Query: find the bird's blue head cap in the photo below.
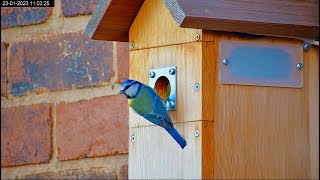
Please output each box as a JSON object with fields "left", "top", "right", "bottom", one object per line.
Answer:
{"left": 120, "top": 79, "right": 142, "bottom": 99}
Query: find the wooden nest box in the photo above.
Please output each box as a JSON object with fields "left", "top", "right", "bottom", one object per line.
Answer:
{"left": 86, "top": 0, "right": 319, "bottom": 179}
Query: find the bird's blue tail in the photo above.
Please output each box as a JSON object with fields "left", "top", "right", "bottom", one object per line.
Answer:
{"left": 166, "top": 127, "right": 187, "bottom": 149}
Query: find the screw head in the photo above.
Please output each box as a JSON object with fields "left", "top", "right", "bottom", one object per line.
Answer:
{"left": 195, "top": 83, "right": 200, "bottom": 91}
{"left": 169, "top": 68, "right": 176, "bottom": 75}
{"left": 130, "top": 42, "right": 135, "bottom": 49}
{"left": 296, "top": 63, "right": 303, "bottom": 70}
{"left": 149, "top": 71, "right": 155, "bottom": 78}
{"left": 303, "top": 42, "right": 311, "bottom": 51}
{"left": 196, "top": 34, "right": 200, "bottom": 41}
{"left": 165, "top": 99, "right": 175, "bottom": 108}
{"left": 131, "top": 135, "right": 136, "bottom": 142}
{"left": 222, "top": 58, "right": 229, "bottom": 65}
{"left": 194, "top": 130, "right": 200, "bottom": 137}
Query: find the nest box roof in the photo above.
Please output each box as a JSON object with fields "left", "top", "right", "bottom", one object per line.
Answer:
{"left": 85, "top": 0, "right": 319, "bottom": 42}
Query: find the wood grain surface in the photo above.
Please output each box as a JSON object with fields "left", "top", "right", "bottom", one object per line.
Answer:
{"left": 129, "top": 121, "right": 214, "bottom": 179}
{"left": 210, "top": 32, "right": 318, "bottom": 179}
{"left": 129, "top": 0, "right": 201, "bottom": 49}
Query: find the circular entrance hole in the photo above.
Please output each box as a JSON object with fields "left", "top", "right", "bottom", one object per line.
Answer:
{"left": 154, "top": 76, "right": 171, "bottom": 100}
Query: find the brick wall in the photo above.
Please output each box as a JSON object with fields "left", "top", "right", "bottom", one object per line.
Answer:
{"left": 1, "top": 1, "right": 129, "bottom": 179}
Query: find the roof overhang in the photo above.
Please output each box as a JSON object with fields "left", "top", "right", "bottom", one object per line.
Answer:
{"left": 85, "top": 0, "right": 319, "bottom": 42}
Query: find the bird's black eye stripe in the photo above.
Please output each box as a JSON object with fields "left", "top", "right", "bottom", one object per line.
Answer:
{"left": 122, "top": 86, "right": 129, "bottom": 92}
{"left": 122, "top": 82, "right": 142, "bottom": 99}
{"left": 124, "top": 82, "right": 140, "bottom": 92}
{"left": 122, "top": 83, "right": 132, "bottom": 93}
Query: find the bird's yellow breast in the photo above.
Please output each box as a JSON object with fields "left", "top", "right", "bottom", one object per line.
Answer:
{"left": 128, "top": 98, "right": 133, "bottom": 106}
{"left": 126, "top": 86, "right": 154, "bottom": 115}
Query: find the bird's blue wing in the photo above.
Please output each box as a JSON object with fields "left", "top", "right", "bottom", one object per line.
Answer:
{"left": 142, "top": 87, "right": 173, "bottom": 129}
{"left": 143, "top": 112, "right": 171, "bottom": 129}
{"left": 131, "top": 84, "right": 174, "bottom": 129}
{"left": 152, "top": 95, "right": 173, "bottom": 127}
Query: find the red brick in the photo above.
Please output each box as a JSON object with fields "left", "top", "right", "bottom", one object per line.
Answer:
{"left": 56, "top": 95, "right": 128, "bottom": 160}
{"left": 1, "top": 104, "right": 52, "bottom": 167}
{"left": 119, "top": 164, "right": 128, "bottom": 180}
{"left": 61, "top": 0, "right": 98, "bottom": 17}
{"left": 20, "top": 168, "right": 117, "bottom": 179}
{"left": 1, "top": 42, "right": 7, "bottom": 97}
{"left": 117, "top": 42, "right": 129, "bottom": 83}
{"left": 1, "top": 7, "right": 51, "bottom": 29}
{"left": 9, "top": 32, "right": 113, "bottom": 96}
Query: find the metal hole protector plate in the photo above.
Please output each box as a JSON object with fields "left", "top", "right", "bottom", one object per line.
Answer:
{"left": 149, "top": 66, "right": 177, "bottom": 111}
{"left": 219, "top": 41, "right": 303, "bottom": 88}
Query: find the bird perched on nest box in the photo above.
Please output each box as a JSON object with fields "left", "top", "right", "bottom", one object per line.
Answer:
{"left": 120, "top": 79, "right": 187, "bottom": 149}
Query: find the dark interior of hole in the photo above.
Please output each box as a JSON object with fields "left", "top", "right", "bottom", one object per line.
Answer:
{"left": 154, "top": 76, "right": 171, "bottom": 100}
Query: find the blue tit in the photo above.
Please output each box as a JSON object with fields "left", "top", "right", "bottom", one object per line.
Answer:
{"left": 120, "top": 79, "right": 187, "bottom": 149}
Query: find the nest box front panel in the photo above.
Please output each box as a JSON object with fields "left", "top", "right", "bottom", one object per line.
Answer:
{"left": 128, "top": 42, "right": 204, "bottom": 128}
{"left": 129, "top": 121, "right": 201, "bottom": 179}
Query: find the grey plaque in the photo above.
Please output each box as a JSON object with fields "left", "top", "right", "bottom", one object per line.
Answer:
{"left": 219, "top": 41, "right": 303, "bottom": 88}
